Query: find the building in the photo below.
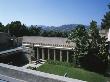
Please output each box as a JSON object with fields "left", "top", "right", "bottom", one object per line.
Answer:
{"left": 22, "top": 36, "right": 75, "bottom": 63}
{"left": 22, "top": 29, "right": 110, "bottom": 63}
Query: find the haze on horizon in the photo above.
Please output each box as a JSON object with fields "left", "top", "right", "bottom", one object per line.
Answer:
{"left": 0, "top": 0, "right": 109, "bottom": 26}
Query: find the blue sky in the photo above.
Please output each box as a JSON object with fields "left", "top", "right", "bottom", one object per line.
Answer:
{"left": 0, "top": 0, "right": 109, "bottom": 26}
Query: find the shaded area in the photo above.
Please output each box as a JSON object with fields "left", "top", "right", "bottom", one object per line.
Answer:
{"left": 0, "top": 52, "right": 29, "bottom": 67}
{"left": 80, "top": 49, "right": 108, "bottom": 74}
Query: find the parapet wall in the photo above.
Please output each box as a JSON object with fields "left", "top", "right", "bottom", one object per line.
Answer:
{"left": 0, "top": 63, "right": 86, "bottom": 82}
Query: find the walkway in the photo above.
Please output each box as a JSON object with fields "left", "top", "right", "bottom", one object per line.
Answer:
{"left": 0, "top": 74, "right": 26, "bottom": 82}
{"left": 22, "top": 60, "right": 46, "bottom": 68}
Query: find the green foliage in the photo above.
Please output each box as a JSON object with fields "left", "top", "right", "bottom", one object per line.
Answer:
{"left": 27, "top": 66, "right": 37, "bottom": 70}
{"left": 1, "top": 21, "right": 42, "bottom": 37}
{"left": 68, "top": 21, "right": 109, "bottom": 73}
{"left": 101, "top": 3, "right": 110, "bottom": 29}
{"left": 37, "top": 63, "right": 109, "bottom": 82}
{"left": 0, "top": 22, "right": 4, "bottom": 32}
{"left": 0, "top": 21, "right": 68, "bottom": 37}
{"left": 28, "top": 25, "right": 42, "bottom": 36}
{"left": 89, "top": 20, "right": 101, "bottom": 48}
{"left": 98, "top": 36, "right": 109, "bottom": 63}
{"left": 68, "top": 25, "right": 89, "bottom": 65}
{"left": 47, "top": 60, "right": 73, "bottom": 67}
{"left": 42, "top": 30, "right": 68, "bottom": 37}
{"left": 89, "top": 20, "right": 109, "bottom": 65}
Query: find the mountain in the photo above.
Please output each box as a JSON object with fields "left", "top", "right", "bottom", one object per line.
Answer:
{"left": 41, "top": 24, "right": 89, "bottom": 32}
{"left": 38, "top": 24, "right": 101, "bottom": 32}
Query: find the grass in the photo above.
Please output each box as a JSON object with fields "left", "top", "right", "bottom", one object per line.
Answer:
{"left": 36, "top": 62, "right": 110, "bottom": 82}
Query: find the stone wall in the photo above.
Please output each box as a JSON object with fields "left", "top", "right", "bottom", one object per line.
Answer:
{"left": 0, "top": 63, "right": 86, "bottom": 82}
{"left": 0, "top": 32, "right": 11, "bottom": 50}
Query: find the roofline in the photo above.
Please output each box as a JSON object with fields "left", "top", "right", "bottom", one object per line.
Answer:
{"left": 23, "top": 36, "right": 68, "bottom": 39}
{"left": 22, "top": 43, "right": 74, "bottom": 50}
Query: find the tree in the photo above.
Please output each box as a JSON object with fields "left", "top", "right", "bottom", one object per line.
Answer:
{"left": 101, "top": 4, "right": 110, "bottom": 29}
{"left": 5, "top": 21, "right": 23, "bottom": 37}
{"left": 29, "top": 25, "right": 42, "bottom": 36}
{"left": 68, "top": 22, "right": 109, "bottom": 73}
{"left": 98, "top": 36, "right": 109, "bottom": 63}
{"left": 68, "top": 25, "right": 89, "bottom": 66}
{"left": 5, "top": 21, "right": 31, "bottom": 37}
{"left": 89, "top": 20, "right": 101, "bottom": 49}
{"left": 0, "top": 22, "right": 4, "bottom": 32}
{"left": 87, "top": 21, "right": 109, "bottom": 73}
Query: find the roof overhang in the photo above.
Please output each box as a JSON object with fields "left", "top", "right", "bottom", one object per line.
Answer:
{"left": 34, "top": 44, "right": 74, "bottom": 50}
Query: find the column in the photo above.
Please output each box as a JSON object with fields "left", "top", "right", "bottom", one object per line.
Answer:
{"left": 54, "top": 49, "right": 56, "bottom": 61}
{"left": 48, "top": 48, "right": 50, "bottom": 60}
{"left": 37, "top": 47, "right": 39, "bottom": 59}
{"left": 42, "top": 48, "right": 44, "bottom": 60}
{"left": 67, "top": 50, "right": 69, "bottom": 62}
{"left": 60, "top": 50, "right": 62, "bottom": 62}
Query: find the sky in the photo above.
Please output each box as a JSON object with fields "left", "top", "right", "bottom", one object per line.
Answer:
{"left": 0, "top": 0, "right": 109, "bottom": 26}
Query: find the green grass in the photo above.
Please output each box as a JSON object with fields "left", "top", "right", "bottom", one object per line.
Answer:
{"left": 36, "top": 63, "right": 109, "bottom": 82}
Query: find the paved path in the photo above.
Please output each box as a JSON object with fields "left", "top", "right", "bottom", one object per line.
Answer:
{"left": 22, "top": 60, "right": 45, "bottom": 68}
{"left": 0, "top": 74, "right": 26, "bottom": 82}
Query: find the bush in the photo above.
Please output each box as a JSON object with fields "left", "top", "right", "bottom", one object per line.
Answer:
{"left": 27, "top": 66, "right": 37, "bottom": 70}
{"left": 47, "top": 60, "right": 73, "bottom": 67}
{"left": 79, "top": 54, "right": 108, "bottom": 74}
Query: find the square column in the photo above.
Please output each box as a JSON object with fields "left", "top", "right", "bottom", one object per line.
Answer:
{"left": 67, "top": 50, "right": 69, "bottom": 62}
{"left": 37, "top": 47, "right": 39, "bottom": 59}
{"left": 48, "top": 48, "right": 50, "bottom": 60}
{"left": 42, "top": 48, "right": 44, "bottom": 60}
{"left": 60, "top": 50, "right": 62, "bottom": 62}
{"left": 54, "top": 49, "right": 56, "bottom": 61}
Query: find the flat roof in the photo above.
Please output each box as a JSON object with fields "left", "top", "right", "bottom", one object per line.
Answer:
{"left": 22, "top": 36, "right": 75, "bottom": 49}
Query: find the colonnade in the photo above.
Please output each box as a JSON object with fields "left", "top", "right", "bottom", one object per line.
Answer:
{"left": 36, "top": 47, "right": 69, "bottom": 62}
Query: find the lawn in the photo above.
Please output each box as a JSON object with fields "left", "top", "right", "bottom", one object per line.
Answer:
{"left": 36, "top": 62, "right": 110, "bottom": 82}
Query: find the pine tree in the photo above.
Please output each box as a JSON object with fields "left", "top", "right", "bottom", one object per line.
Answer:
{"left": 101, "top": 4, "right": 110, "bottom": 29}
{"left": 89, "top": 20, "right": 101, "bottom": 49}
{"left": 68, "top": 25, "right": 89, "bottom": 66}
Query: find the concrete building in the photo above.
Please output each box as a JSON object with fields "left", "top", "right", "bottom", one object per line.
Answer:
{"left": 22, "top": 36, "right": 75, "bottom": 63}
{"left": 22, "top": 30, "right": 110, "bottom": 63}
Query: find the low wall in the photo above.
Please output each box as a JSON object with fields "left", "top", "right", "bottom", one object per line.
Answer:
{"left": 0, "top": 63, "right": 86, "bottom": 82}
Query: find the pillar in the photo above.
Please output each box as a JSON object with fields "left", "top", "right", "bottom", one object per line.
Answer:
{"left": 42, "top": 48, "right": 44, "bottom": 60}
{"left": 37, "top": 47, "right": 39, "bottom": 59}
{"left": 48, "top": 48, "right": 50, "bottom": 60}
{"left": 54, "top": 49, "right": 56, "bottom": 61}
{"left": 60, "top": 50, "right": 62, "bottom": 62}
{"left": 67, "top": 50, "right": 69, "bottom": 62}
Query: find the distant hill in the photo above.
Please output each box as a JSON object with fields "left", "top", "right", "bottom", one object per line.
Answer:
{"left": 38, "top": 24, "right": 101, "bottom": 32}
{"left": 40, "top": 24, "right": 89, "bottom": 32}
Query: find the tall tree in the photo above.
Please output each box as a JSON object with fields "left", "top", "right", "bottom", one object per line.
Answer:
{"left": 68, "top": 25, "right": 89, "bottom": 66}
{"left": 5, "top": 21, "right": 23, "bottom": 37}
{"left": 5, "top": 21, "right": 30, "bottom": 37}
{"left": 89, "top": 20, "right": 101, "bottom": 49}
{"left": 29, "top": 25, "right": 42, "bottom": 36}
{"left": 98, "top": 36, "right": 109, "bottom": 63}
{"left": 101, "top": 4, "right": 110, "bottom": 29}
